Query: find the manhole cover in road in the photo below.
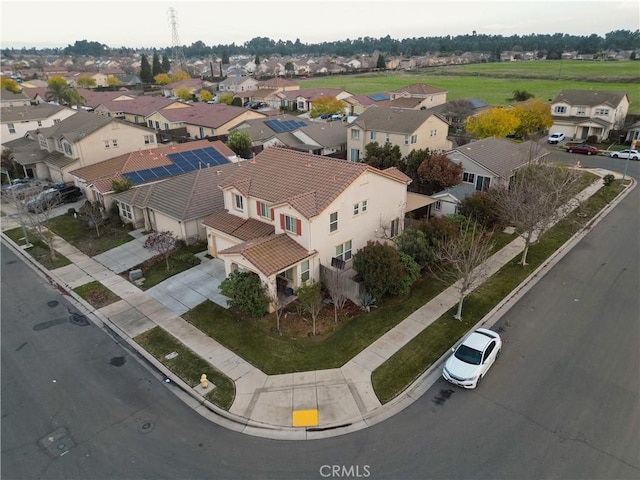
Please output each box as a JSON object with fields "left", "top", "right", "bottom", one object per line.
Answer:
{"left": 69, "top": 312, "right": 90, "bottom": 326}
{"left": 47, "top": 300, "right": 59, "bottom": 308}
{"left": 109, "top": 356, "right": 126, "bottom": 367}
{"left": 138, "top": 421, "right": 155, "bottom": 434}
{"left": 39, "top": 427, "right": 76, "bottom": 458}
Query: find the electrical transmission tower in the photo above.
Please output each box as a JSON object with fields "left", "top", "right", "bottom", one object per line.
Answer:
{"left": 168, "top": 7, "right": 187, "bottom": 73}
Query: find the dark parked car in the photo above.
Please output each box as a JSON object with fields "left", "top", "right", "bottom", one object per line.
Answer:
{"left": 566, "top": 144, "right": 599, "bottom": 155}
{"left": 26, "top": 185, "right": 82, "bottom": 212}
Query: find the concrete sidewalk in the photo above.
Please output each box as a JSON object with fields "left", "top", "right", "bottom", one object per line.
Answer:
{"left": 1, "top": 168, "right": 632, "bottom": 440}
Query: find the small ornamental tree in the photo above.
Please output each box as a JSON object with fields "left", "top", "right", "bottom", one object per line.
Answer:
{"left": 217, "top": 93, "right": 234, "bottom": 105}
{"left": 76, "top": 76, "right": 96, "bottom": 88}
{"left": 353, "top": 241, "right": 419, "bottom": 299}
{"left": 511, "top": 99, "right": 553, "bottom": 140}
{"left": 175, "top": 86, "right": 192, "bottom": 101}
{"left": 143, "top": 230, "right": 178, "bottom": 271}
{"left": 323, "top": 267, "right": 349, "bottom": 324}
{"left": 78, "top": 200, "right": 106, "bottom": 237}
{"left": 465, "top": 107, "right": 520, "bottom": 139}
{"left": 200, "top": 90, "right": 213, "bottom": 102}
{"left": 154, "top": 73, "right": 172, "bottom": 85}
{"left": 395, "top": 228, "right": 434, "bottom": 270}
{"left": 458, "top": 190, "right": 504, "bottom": 231}
{"left": 1, "top": 78, "right": 21, "bottom": 93}
{"left": 416, "top": 152, "right": 464, "bottom": 195}
{"left": 309, "top": 96, "right": 346, "bottom": 118}
{"left": 226, "top": 130, "right": 253, "bottom": 159}
{"left": 106, "top": 75, "right": 120, "bottom": 88}
{"left": 219, "top": 270, "right": 269, "bottom": 319}
{"left": 111, "top": 178, "right": 133, "bottom": 193}
{"left": 295, "top": 281, "right": 323, "bottom": 336}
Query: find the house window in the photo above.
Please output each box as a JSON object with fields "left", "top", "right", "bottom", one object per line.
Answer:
{"left": 353, "top": 200, "right": 368, "bottom": 215}
{"left": 404, "top": 135, "right": 409, "bottom": 145}
{"left": 283, "top": 267, "right": 294, "bottom": 281}
{"left": 435, "top": 201, "right": 442, "bottom": 211}
{"left": 430, "top": 129, "right": 437, "bottom": 137}
{"left": 300, "top": 260, "right": 310, "bottom": 282}
{"left": 257, "top": 201, "right": 270, "bottom": 219}
{"left": 463, "top": 172, "right": 475, "bottom": 184}
{"left": 234, "top": 194, "right": 244, "bottom": 211}
{"left": 148, "top": 120, "right": 153, "bottom": 128}
{"left": 475, "top": 176, "right": 491, "bottom": 191}
{"left": 577, "top": 106, "right": 587, "bottom": 116}
{"left": 335, "top": 240, "right": 352, "bottom": 261}
{"left": 390, "top": 218, "right": 400, "bottom": 237}
{"left": 8, "top": 123, "right": 15, "bottom": 133}
{"left": 37, "top": 120, "right": 42, "bottom": 127}
{"left": 329, "top": 211, "right": 338, "bottom": 232}
{"left": 297, "top": 101, "right": 305, "bottom": 110}
{"left": 554, "top": 106, "right": 567, "bottom": 114}
{"left": 104, "top": 140, "right": 110, "bottom": 148}
{"left": 595, "top": 108, "right": 610, "bottom": 116}
{"left": 350, "top": 148, "right": 360, "bottom": 162}
{"left": 351, "top": 129, "right": 360, "bottom": 140}
{"left": 370, "top": 131, "right": 377, "bottom": 141}
{"left": 411, "top": 134, "right": 417, "bottom": 144}
{"left": 111, "top": 139, "right": 118, "bottom": 148}
{"left": 119, "top": 202, "right": 132, "bottom": 220}
{"left": 164, "top": 123, "right": 169, "bottom": 130}
{"left": 144, "top": 134, "right": 154, "bottom": 144}
{"left": 282, "top": 214, "right": 301, "bottom": 235}
{"left": 53, "top": 118, "right": 60, "bottom": 124}
{"left": 199, "top": 127, "right": 205, "bottom": 138}
{"left": 385, "top": 133, "right": 390, "bottom": 143}
{"left": 63, "top": 143, "right": 72, "bottom": 156}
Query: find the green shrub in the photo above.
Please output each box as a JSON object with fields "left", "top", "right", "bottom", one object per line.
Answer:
{"left": 603, "top": 173, "right": 615, "bottom": 187}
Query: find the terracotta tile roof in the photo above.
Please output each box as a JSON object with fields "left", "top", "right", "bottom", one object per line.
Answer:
{"left": 156, "top": 103, "right": 264, "bottom": 128}
{"left": 219, "top": 233, "right": 314, "bottom": 276}
{"left": 69, "top": 139, "right": 233, "bottom": 193}
{"left": 218, "top": 146, "right": 410, "bottom": 219}
{"left": 202, "top": 209, "right": 275, "bottom": 240}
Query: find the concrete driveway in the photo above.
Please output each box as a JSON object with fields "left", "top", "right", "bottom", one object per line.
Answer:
{"left": 92, "top": 231, "right": 157, "bottom": 274}
{"left": 144, "top": 257, "right": 230, "bottom": 315}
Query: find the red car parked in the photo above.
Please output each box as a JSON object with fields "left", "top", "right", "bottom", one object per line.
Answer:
{"left": 566, "top": 144, "right": 599, "bottom": 155}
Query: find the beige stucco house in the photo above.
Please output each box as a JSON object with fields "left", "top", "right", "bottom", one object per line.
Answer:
{"left": 1, "top": 103, "right": 76, "bottom": 144}
{"left": 346, "top": 107, "right": 452, "bottom": 161}
{"left": 549, "top": 89, "right": 630, "bottom": 142}
{"left": 201, "top": 146, "right": 412, "bottom": 303}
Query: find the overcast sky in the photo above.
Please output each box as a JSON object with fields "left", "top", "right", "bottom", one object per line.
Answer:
{"left": 1, "top": 0, "right": 639, "bottom": 50}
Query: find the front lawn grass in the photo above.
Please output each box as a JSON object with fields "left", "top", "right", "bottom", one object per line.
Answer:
{"left": 47, "top": 214, "right": 134, "bottom": 256}
{"left": 371, "top": 180, "right": 625, "bottom": 403}
{"left": 138, "top": 242, "right": 206, "bottom": 289}
{"left": 135, "top": 326, "right": 235, "bottom": 410}
{"left": 3, "top": 226, "right": 71, "bottom": 269}
{"left": 73, "top": 281, "right": 120, "bottom": 309}
{"left": 183, "top": 275, "right": 449, "bottom": 375}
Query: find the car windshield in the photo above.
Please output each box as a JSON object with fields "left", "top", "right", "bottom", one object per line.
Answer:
{"left": 454, "top": 344, "right": 482, "bottom": 365}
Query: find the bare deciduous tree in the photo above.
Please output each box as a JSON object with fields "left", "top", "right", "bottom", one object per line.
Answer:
{"left": 323, "top": 267, "right": 348, "bottom": 324}
{"left": 489, "top": 163, "right": 583, "bottom": 266}
{"left": 22, "top": 190, "right": 62, "bottom": 261}
{"left": 296, "top": 281, "right": 323, "bottom": 336}
{"left": 143, "top": 230, "right": 178, "bottom": 271}
{"left": 267, "top": 286, "right": 286, "bottom": 332}
{"left": 432, "top": 221, "right": 494, "bottom": 320}
{"left": 78, "top": 200, "right": 106, "bottom": 237}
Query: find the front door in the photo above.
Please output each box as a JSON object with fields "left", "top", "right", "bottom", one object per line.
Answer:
{"left": 581, "top": 126, "right": 589, "bottom": 139}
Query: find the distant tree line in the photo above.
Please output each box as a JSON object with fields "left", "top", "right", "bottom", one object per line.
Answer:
{"left": 2, "top": 30, "right": 638, "bottom": 60}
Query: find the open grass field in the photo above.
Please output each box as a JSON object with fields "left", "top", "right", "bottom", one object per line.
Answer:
{"left": 300, "top": 60, "right": 640, "bottom": 113}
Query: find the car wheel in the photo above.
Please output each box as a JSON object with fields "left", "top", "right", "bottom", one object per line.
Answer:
{"left": 612, "top": 154, "right": 619, "bottom": 158}
{"left": 496, "top": 349, "right": 501, "bottom": 359}
{"left": 568, "top": 149, "right": 573, "bottom": 153}
{"left": 587, "top": 151, "right": 593, "bottom": 155}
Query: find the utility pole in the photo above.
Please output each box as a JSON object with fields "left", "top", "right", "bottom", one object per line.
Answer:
{"left": 168, "top": 7, "right": 187, "bottom": 74}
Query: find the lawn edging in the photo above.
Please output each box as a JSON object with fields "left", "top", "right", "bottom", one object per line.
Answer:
{"left": 367, "top": 174, "right": 636, "bottom": 415}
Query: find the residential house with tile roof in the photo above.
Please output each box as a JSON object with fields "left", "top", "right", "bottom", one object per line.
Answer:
{"left": 201, "top": 146, "right": 412, "bottom": 302}
{"left": 3, "top": 110, "right": 158, "bottom": 183}
{"left": 160, "top": 78, "right": 216, "bottom": 98}
{"left": 549, "top": 89, "right": 630, "bottom": 142}
{"left": 109, "top": 158, "right": 239, "bottom": 245}
{"left": 276, "top": 88, "right": 353, "bottom": 113}
{"left": 70, "top": 139, "right": 237, "bottom": 209}
{"left": 93, "top": 96, "right": 187, "bottom": 125}
{"left": 387, "top": 83, "right": 448, "bottom": 110}
{"left": 145, "top": 103, "right": 267, "bottom": 140}
{"left": 347, "top": 107, "right": 452, "bottom": 162}
{"left": 1, "top": 103, "right": 76, "bottom": 143}
{"left": 231, "top": 115, "right": 347, "bottom": 155}
{"left": 218, "top": 77, "right": 259, "bottom": 93}
{"left": 442, "top": 135, "right": 550, "bottom": 195}
{"left": 0, "top": 89, "right": 32, "bottom": 108}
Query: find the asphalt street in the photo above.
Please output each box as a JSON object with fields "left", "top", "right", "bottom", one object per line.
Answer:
{"left": 1, "top": 152, "right": 638, "bottom": 479}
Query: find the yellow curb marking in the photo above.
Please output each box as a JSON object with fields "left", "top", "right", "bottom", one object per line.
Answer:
{"left": 292, "top": 409, "right": 318, "bottom": 427}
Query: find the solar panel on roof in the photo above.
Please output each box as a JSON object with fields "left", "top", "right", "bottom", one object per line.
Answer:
{"left": 265, "top": 119, "right": 307, "bottom": 133}
{"left": 137, "top": 170, "right": 157, "bottom": 181}
{"left": 368, "top": 93, "right": 389, "bottom": 101}
{"left": 122, "top": 172, "right": 143, "bottom": 183}
{"left": 164, "top": 164, "right": 182, "bottom": 174}
{"left": 149, "top": 166, "right": 172, "bottom": 178}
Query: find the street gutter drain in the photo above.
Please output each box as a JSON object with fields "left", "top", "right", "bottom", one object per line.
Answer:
{"left": 69, "top": 312, "right": 89, "bottom": 326}
{"left": 39, "top": 427, "right": 76, "bottom": 458}
{"left": 138, "top": 421, "right": 154, "bottom": 434}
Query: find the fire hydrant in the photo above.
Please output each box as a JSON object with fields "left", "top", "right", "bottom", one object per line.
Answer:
{"left": 200, "top": 374, "right": 208, "bottom": 389}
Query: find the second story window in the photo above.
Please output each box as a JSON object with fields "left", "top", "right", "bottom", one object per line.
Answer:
{"left": 329, "top": 212, "right": 338, "bottom": 232}
{"left": 281, "top": 214, "right": 301, "bottom": 235}
{"left": 404, "top": 135, "right": 409, "bottom": 145}
{"left": 463, "top": 172, "right": 475, "bottom": 184}
{"left": 234, "top": 194, "right": 244, "bottom": 211}
{"left": 370, "top": 131, "right": 377, "bottom": 141}
{"left": 257, "top": 201, "right": 271, "bottom": 219}
{"left": 353, "top": 200, "right": 368, "bottom": 215}
{"left": 411, "top": 134, "right": 417, "bottom": 144}
{"left": 351, "top": 129, "right": 360, "bottom": 140}
{"left": 8, "top": 123, "right": 15, "bottom": 133}
{"left": 554, "top": 106, "right": 567, "bottom": 114}
{"left": 595, "top": 108, "right": 610, "bottom": 116}
{"left": 63, "top": 143, "right": 72, "bottom": 156}
{"left": 577, "top": 106, "right": 587, "bottom": 116}
{"left": 385, "top": 133, "right": 391, "bottom": 143}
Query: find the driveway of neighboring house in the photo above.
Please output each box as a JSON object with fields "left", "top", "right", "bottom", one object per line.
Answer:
{"left": 144, "top": 256, "right": 230, "bottom": 315}
{"left": 92, "top": 232, "right": 157, "bottom": 274}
